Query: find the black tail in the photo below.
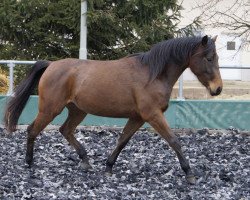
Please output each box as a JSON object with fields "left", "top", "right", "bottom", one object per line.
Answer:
{"left": 4, "top": 60, "right": 50, "bottom": 132}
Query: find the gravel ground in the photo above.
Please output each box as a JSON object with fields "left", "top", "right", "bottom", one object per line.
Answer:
{"left": 0, "top": 126, "right": 249, "bottom": 200}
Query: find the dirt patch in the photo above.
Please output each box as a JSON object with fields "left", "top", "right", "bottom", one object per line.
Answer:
{"left": 0, "top": 127, "right": 249, "bottom": 199}
{"left": 172, "top": 80, "right": 250, "bottom": 100}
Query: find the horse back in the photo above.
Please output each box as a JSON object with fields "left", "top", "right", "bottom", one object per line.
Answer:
{"left": 38, "top": 58, "right": 153, "bottom": 118}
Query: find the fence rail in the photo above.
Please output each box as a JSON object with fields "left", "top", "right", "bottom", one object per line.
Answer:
{"left": 0, "top": 60, "right": 36, "bottom": 95}
{"left": 1, "top": 60, "right": 250, "bottom": 98}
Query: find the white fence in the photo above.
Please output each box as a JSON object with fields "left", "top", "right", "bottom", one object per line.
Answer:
{"left": 0, "top": 60, "right": 36, "bottom": 95}
{"left": 0, "top": 60, "right": 250, "bottom": 99}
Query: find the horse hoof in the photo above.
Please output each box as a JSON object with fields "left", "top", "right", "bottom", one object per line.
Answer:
{"left": 80, "top": 162, "right": 93, "bottom": 171}
{"left": 186, "top": 175, "right": 196, "bottom": 185}
{"left": 25, "top": 158, "right": 33, "bottom": 168}
{"left": 104, "top": 171, "right": 112, "bottom": 177}
{"left": 26, "top": 163, "right": 32, "bottom": 168}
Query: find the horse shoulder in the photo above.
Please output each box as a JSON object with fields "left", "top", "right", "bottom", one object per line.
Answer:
{"left": 134, "top": 81, "right": 169, "bottom": 121}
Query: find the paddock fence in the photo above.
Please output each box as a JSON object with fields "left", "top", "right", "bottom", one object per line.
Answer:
{"left": 0, "top": 60, "right": 250, "bottom": 130}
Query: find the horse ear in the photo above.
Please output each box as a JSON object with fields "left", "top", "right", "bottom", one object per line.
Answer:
{"left": 202, "top": 35, "right": 208, "bottom": 46}
{"left": 212, "top": 35, "right": 218, "bottom": 42}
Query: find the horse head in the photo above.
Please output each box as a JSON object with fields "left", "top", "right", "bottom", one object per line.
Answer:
{"left": 189, "top": 35, "right": 222, "bottom": 96}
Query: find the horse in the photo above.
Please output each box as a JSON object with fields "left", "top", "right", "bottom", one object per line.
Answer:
{"left": 4, "top": 35, "right": 222, "bottom": 184}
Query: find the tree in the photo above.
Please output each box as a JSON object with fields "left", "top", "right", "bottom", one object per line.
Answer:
{"left": 194, "top": 0, "right": 250, "bottom": 50}
{"left": 0, "top": 0, "right": 81, "bottom": 87}
{"left": 87, "top": 0, "right": 200, "bottom": 60}
{"left": 0, "top": 0, "right": 80, "bottom": 61}
{"left": 0, "top": 0, "right": 199, "bottom": 61}
{"left": 0, "top": 0, "right": 200, "bottom": 90}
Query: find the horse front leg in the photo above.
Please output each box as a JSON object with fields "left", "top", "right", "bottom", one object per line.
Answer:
{"left": 147, "top": 111, "right": 196, "bottom": 184}
{"left": 105, "top": 117, "right": 144, "bottom": 175}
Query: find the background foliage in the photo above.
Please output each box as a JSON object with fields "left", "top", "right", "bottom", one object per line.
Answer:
{"left": 0, "top": 0, "right": 199, "bottom": 92}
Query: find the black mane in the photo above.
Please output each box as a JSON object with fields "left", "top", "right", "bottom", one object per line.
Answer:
{"left": 135, "top": 36, "right": 215, "bottom": 80}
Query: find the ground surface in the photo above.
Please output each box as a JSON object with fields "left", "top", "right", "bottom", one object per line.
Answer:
{"left": 1, "top": 80, "right": 250, "bottom": 100}
{"left": 0, "top": 127, "right": 249, "bottom": 200}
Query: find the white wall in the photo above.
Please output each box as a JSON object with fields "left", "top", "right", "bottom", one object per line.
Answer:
{"left": 217, "top": 33, "right": 242, "bottom": 80}
{"left": 179, "top": 0, "right": 250, "bottom": 81}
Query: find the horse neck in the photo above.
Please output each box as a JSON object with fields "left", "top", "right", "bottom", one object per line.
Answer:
{"left": 163, "top": 64, "right": 187, "bottom": 89}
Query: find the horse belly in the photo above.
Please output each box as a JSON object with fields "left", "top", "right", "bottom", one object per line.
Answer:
{"left": 71, "top": 60, "right": 143, "bottom": 118}
{"left": 74, "top": 87, "right": 137, "bottom": 118}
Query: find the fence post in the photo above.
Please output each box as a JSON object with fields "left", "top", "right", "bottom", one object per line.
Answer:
{"left": 7, "top": 62, "right": 15, "bottom": 96}
{"left": 79, "top": 0, "right": 87, "bottom": 59}
{"left": 177, "top": 74, "right": 185, "bottom": 100}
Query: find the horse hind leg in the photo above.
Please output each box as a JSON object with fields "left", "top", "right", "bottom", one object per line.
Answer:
{"left": 59, "top": 103, "right": 92, "bottom": 170}
{"left": 26, "top": 111, "right": 58, "bottom": 167}
{"left": 26, "top": 94, "right": 67, "bottom": 167}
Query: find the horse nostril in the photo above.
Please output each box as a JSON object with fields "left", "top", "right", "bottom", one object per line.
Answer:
{"left": 216, "top": 86, "right": 222, "bottom": 95}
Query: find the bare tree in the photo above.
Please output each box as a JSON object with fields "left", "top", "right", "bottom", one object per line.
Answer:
{"left": 194, "top": 0, "right": 250, "bottom": 49}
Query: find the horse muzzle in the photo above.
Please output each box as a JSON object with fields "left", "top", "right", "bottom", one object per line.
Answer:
{"left": 208, "top": 78, "right": 223, "bottom": 96}
{"left": 209, "top": 86, "right": 222, "bottom": 96}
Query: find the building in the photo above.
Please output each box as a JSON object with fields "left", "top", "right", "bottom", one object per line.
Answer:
{"left": 179, "top": 0, "right": 250, "bottom": 81}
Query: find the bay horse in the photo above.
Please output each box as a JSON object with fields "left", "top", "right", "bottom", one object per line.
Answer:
{"left": 4, "top": 35, "right": 222, "bottom": 184}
